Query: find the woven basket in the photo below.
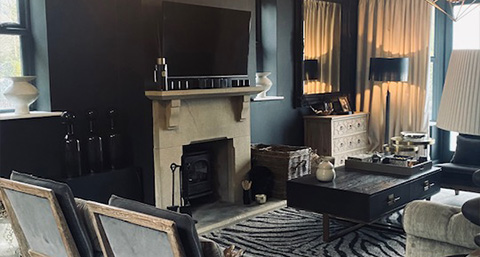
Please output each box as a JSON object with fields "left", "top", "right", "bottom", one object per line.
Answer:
{"left": 251, "top": 144, "right": 312, "bottom": 199}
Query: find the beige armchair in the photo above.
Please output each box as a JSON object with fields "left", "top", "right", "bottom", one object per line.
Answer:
{"left": 403, "top": 200, "right": 480, "bottom": 257}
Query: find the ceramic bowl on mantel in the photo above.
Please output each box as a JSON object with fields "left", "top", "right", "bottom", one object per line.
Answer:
{"left": 3, "top": 76, "right": 38, "bottom": 115}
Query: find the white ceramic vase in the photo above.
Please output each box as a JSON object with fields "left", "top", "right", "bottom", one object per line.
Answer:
{"left": 3, "top": 76, "right": 38, "bottom": 115}
{"left": 255, "top": 72, "right": 273, "bottom": 98}
{"left": 315, "top": 160, "right": 336, "bottom": 182}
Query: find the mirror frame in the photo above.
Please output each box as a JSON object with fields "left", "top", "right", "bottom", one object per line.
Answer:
{"left": 293, "top": 0, "right": 359, "bottom": 107}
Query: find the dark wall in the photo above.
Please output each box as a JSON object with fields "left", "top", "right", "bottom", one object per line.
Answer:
{"left": 251, "top": 0, "right": 306, "bottom": 146}
{"left": 11, "top": 0, "right": 305, "bottom": 204}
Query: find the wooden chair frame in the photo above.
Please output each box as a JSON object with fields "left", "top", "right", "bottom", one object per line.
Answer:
{"left": 86, "top": 201, "right": 185, "bottom": 257}
{"left": 0, "top": 178, "right": 80, "bottom": 257}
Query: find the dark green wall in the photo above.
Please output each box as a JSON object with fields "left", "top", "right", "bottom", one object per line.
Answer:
{"left": 25, "top": 0, "right": 304, "bottom": 204}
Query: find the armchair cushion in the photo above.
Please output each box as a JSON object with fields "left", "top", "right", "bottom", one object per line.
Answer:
{"left": 451, "top": 134, "right": 480, "bottom": 166}
{"left": 404, "top": 200, "right": 480, "bottom": 250}
{"left": 10, "top": 170, "right": 95, "bottom": 257}
{"left": 108, "top": 195, "right": 203, "bottom": 257}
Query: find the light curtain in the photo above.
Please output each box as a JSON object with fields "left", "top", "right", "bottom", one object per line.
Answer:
{"left": 304, "top": 0, "right": 341, "bottom": 94}
{"left": 355, "top": 0, "right": 432, "bottom": 150}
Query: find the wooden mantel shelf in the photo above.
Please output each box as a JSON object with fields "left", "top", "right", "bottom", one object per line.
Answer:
{"left": 145, "top": 87, "right": 263, "bottom": 101}
{"left": 145, "top": 87, "right": 264, "bottom": 130}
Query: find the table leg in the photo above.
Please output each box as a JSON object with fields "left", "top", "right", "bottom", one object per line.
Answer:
{"left": 322, "top": 214, "right": 365, "bottom": 242}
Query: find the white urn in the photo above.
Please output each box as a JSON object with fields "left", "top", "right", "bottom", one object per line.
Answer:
{"left": 255, "top": 72, "right": 273, "bottom": 99}
{"left": 3, "top": 76, "right": 38, "bottom": 115}
{"left": 315, "top": 159, "right": 336, "bottom": 182}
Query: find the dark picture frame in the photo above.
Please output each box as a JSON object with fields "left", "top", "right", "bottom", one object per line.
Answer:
{"left": 333, "top": 96, "right": 352, "bottom": 115}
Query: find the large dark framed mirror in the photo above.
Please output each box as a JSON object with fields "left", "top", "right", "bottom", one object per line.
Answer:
{"left": 293, "top": 0, "right": 358, "bottom": 107}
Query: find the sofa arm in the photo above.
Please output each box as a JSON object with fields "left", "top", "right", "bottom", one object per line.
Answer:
{"left": 404, "top": 201, "right": 480, "bottom": 250}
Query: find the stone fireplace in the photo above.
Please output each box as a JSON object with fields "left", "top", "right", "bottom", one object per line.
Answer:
{"left": 146, "top": 87, "right": 262, "bottom": 208}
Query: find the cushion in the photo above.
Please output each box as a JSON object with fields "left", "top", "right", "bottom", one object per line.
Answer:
{"left": 10, "top": 170, "right": 95, "bottom": 257}
{"left": 108, "top": 195, "right": 203, "bottom": 257}
{"left": 451, "top": 134, "right": 480, "bottom": 166}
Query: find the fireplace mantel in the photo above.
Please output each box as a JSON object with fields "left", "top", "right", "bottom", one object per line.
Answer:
{"left": 146, "top": 87, "right": 260, "bottom": 208}
{"left": 145, "top": 87, "right": 263, "bottom": 101}
{"left": 145, "top": 87, "right": 263, "bottom": 130}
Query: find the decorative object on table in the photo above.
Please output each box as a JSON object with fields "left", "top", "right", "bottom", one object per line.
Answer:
{"left": 255, "top": 194, "right": 267, "bottom": 204}
{"left": 437, "top": 50, "right": 480, "bottom": 137}
{"left": 86, "top": 110, "right": 104, "bottom": 173}
{"left": 345, "top": 156, "right": 433, "bottom": 176}
{"left": 106, "top": 109, "right": 125, "bottom": 170}
{"left": 332, "top": 96, "right": 353, "bottom": 115}
{"left": 61, "top": 111, "right": 83, "bottom": 178}
{"left": 369, "top": 57, "right": 409, "bottom": 145}
{"left": 255, "top": 72, "right": 273, "bottom": 99}
{"left": 309, "top": 102, "right": 334, "bottom": 116}
{"left": 425, "top": 0, "right": 480, "bottom": 22}
{"left": 2, "top": 76, "right": 39, "bottom": 115}
{"left": 251, "top": 144, "right": 311, "bottom": 199}
{"left": 241, "top": 180, "right": 252, "bottom": 205}
{"left": 387, "top": 134, "right": 435, "bottom": 158}
{"left": 154, "top": 57, "right": 168, "bottom": 91}
{"left": 314, "top": 158, "right": 336, "bottom": 182}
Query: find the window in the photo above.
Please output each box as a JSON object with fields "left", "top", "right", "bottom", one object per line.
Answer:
{"left": 449, "top": 3, "right": 480, "bottom": 151}
{"left": 0, "top": 0, "right": 31, "bottom": 110}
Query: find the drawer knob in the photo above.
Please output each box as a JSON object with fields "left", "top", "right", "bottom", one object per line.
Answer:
{"left": 349, "top": 141, "right": 353, "bottom": 146}
{"left": 357, "top": 123, "right": 361, "bottom": 127}
{"left": 349, "top": 124, "right": 353, "bottom": 129}
{"left": 357, "top": 139, "right": 361, "bottom": 144}
{"left": 423, "top": 180, "right": 435, "bottom": 191}
{"left": 387, "top": 194, "right": 400, "bottom": 206}
{"left": 340, "top": 126, "right": 344, "bottom": 130}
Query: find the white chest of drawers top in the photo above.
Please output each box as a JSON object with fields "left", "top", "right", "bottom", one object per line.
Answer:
{"left": 304, "top": 112, "right": 369, "bottom": 167}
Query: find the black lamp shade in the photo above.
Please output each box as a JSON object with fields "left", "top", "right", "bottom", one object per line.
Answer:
{"left": 369, "top": 57, "right": 409, "bottom": 82}
{"left": 304, "top": 59, "right": 319, "bottom": 81}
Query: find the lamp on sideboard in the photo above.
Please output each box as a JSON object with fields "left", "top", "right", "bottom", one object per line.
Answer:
{"left": 437, "top": 50, "right": 480, "bottom": 136}
{"left": 304, "top": 59, "right": 319, "bottom": 94}
{"left": 369, "top": 57, "right": 409, "bottom": 144}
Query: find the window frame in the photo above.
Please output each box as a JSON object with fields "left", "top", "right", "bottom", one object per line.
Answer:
{"left": 0, "top": 0, "right": 34, "bottom": 112}
{"left": 0, "top": 0, "right": 33, "bottom": 76}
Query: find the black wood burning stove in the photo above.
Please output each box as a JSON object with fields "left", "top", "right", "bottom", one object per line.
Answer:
{"left": 181, "top": 151, "right": 213, "bottom": 200}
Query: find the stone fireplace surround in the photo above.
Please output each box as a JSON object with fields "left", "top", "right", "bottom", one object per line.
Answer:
{"left": 146, "top": 87, "right": 262, "bottom": 208}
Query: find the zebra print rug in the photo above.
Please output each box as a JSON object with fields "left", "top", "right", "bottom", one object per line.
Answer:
{"left": 202, "top": 207, "right": 405, "bottom": 257}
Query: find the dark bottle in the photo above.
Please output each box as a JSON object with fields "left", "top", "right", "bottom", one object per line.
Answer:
{"left": 62, "top": 112, "right": 82, "bottom": 178}
{"left": 86, "top": 110, "right": 104, "bottom": 173}
{"left": 107, "top": 109, "right": 125, "bottom": 170}
{"left": 154, "top": 57, "right": 168, "bottom": 91}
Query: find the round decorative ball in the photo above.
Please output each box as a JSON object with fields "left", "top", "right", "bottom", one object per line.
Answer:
{"left": 3, "top": 76, "right": 38, "bottom": 115}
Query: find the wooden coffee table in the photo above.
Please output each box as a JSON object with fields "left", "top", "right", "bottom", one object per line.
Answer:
{"left": 287, "top": 166, "right": 441, "bottom": 242}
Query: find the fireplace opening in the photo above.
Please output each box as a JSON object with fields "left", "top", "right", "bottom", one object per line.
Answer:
{"left": 182, "top": 151, "right": 213, "bottom": 200}
{"left": 182, "top": 138, "right": 232, "bottom": 207}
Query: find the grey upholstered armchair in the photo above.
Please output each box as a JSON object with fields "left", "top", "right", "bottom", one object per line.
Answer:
{"left": 404, "top": 169, "right": 480, "bottom": 257}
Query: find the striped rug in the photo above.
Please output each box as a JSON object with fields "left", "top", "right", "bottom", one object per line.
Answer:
{"left": 202, "top": 207, "right": 405, "bottom": 257}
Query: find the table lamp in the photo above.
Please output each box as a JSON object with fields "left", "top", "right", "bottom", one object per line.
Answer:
{"left": 369, "top": 57, "right": 409, "bottom": 144}
{"left": 437, "top": 50, "right": 480, "bottom": 136}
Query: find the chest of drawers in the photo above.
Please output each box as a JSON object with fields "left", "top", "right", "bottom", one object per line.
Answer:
{"left": 304, "top": 112, "right": 369, "bottom": 167}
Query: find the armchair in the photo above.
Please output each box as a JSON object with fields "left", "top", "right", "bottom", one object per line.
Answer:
{"left": 0, "top": 178, "right": 82, "bottom": 257}
{"left": 437, "top": 134, "right": 480, "bottom": 194}
{"left": 404, "top": 168, "right": 480, "bottom": 257}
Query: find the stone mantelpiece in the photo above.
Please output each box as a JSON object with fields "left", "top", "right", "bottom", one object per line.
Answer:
{"left": 146, "top": 87, "right": 262, "bottom": 208}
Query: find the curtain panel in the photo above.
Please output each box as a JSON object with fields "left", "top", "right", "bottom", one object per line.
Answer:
{"left": 304, "top": 0, "right": 341, "bottom": 94}
{"left": 355, "top": 0, "right": 432, "bottom": 151}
